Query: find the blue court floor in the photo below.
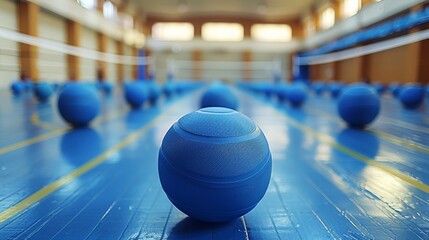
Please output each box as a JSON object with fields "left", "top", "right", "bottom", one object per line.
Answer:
{"left": 0, "top": 85, "right": 428, "bottom": 239}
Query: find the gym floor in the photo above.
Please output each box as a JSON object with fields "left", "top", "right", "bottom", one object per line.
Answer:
{"left": 0, "top": 86, "right": 428, "bottom": 239}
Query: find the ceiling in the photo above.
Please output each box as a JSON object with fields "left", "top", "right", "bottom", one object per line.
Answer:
{"left": 118, "top": 0, "right": 324, "bottom": 21}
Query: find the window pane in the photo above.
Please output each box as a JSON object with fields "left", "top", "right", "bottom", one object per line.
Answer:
{"left": 76, "top": 0, "right": 96, "bottom": 9}
{"left": 320, "top": 7, "right": 335, "bottom": 30}
{"left": 343, "top": 0, "right": 361, "bottom": 17}
{"left": 202, "top": 23, "right": 244, "bottom": 42}
{"left": 251, "top": 24, "right": 292, "bottom": 42}
{"left": 152, "top": 23, "right": 194, "bottom": 41}
{"left": 103, "top": 1, "right": 116, "bottom": 19}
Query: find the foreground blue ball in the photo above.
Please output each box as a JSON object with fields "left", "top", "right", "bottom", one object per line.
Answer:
{"left": 124, "top": 82, "right": 149, "bottom": 108}
{"left": 338, "top": 85, "right": 380, "bottom": 128}
{"left": 10, "top": 82, "right": 24, "bottom": 96}
{"left": 288, "top": 85, "right": 307, "bottom": 107}
{"left": 200, "top": 84, "right": 239, "bottom": 110}
{"left": 58, "top": 83, "right": 100, "bottom": 127}
{"left": 399, "top": 85, "right": 425, "bottom": 109}
{"left": 33, "top": 83, "right": 54, "bottom": 102}
{"left": 159, "top": 107, "right": 272, "bottom": 222}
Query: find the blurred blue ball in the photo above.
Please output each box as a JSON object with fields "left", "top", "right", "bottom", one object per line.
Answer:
{"left": 399, "top": 85, "right": 425, "bottom": 109}
{"left": 330, "top": 83, "right": 343, "bottom": 98}
{"left": 124, "top": 82, "right": 149, "bottom": 108}
{"left": 10, "top": 82, "right": 24, "bottom": 96}
{"left": 158, "top": 107, "right": 271, "bottom": 222}
{"left": 389, "top": 84, "right": 401, "bottom": 98}
{"left": 58, "top": 83, "right": 100, "bottom": 127}
{"left": 201, "top": 84, "right": 239, "bottom": 110}
{"left": 33, "top": 82, "right": 54, "bottom": 102}
{"left": 373, "top": 83, "right": 385, "bottom": 95}
{"left": 100, "top": 82, "right": 113, "bottom": 94}
{"left": 276, "top": 84, "right": 289, "bottom": 102}
{"left": 163, "top": 83, "right": 176, "bottom": 97}
{"left": 148, "top": 83, "right": 162, "bottom": 104}
{"left": 338, "top": 85, "right": 380, "bottom": 128}
{"left": 313, "top": 82, "right": 325, "bottom": 95}
{"left": 288, "top": 85, "right": 307, "bottom": 107}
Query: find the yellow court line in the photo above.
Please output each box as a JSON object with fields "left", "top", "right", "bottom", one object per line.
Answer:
{"left": 0, "top": 96, "right": 189, "bottom": 223}
{"left": 31, "top": 114, "right": 59, "bottom": 130}
{"left": 0, "top": 128, "right": 69, "bottom": 155}
{"left": 304, "top": 106, "right": 429, "bottom": 155}
{"left": 0, "top": 107, "right": 128, "bottom": 157}
{"left": 0, "top": 113, "right": 164, "bottom": 223}
{"left": 281, "top": 114, "right": 429, "bottom": 193}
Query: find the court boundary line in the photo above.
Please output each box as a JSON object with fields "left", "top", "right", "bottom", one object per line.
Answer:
{"left": 304, "top": 106, "right": 429, "bottom": 155}
{"left": 245, "top": 91, "right": 429, "bottom": 193}
{"left": 0, "top": 95, "right": 190, "bottom": 223}
{"left": 0, "top": 106, "right": 128, "bottom": 157}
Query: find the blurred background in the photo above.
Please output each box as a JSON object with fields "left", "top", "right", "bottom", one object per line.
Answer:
{"left": 1, "top": 0, "right": 427, "bottom": 88}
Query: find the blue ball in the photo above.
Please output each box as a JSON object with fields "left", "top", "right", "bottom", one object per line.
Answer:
{"left": 163, "top": 83, "right": 176, "bottom": 97}
{"left": 262, "top": 84, "right": 274, "bottom": 97}
{"left": 124, "top": 82, "right": 149, "bottom": 108}
{"left": 399, "top": 85, "right": 425, "bottom": 109}
{"left": 373, "top": 83, "right": 385, "bottom": 95}
{"left": 58, "top": 83, "right": 100, "bottom": 127}
{"left": 148, "top": 83, "right": 162, "bottom": 104}
{"left": 313, "top": 83, "right": 325, "bottom": 95}
{"left": 201, "top": 84, "right": 239, "bottom": 110}
{"left": 338, "top": 85, "right": 380, "bottom": 128}
{"left": 389, "top": 84, "right": 401, "bottom": 98}
{"left": 159, "top": 107, "right": 272, "bottom": 222}
{"left": 10, "top": 82, "right": 24, "bottom": 96}
{"left": 288, "top": 85, "right": 307, "bottom": 107}
{"left": 276, "top": 84, "right": 289, "bottom": 102}
{"left": 33, "top": 83, "right": 54, "bottom": 102}
{"left": 100, "top": 82, "right": 113, "bottom": 94}
{"left": 330, "top": 83, "right": 343, "bottom": 98}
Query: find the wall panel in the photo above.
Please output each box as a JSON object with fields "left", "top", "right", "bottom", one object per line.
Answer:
{"left": 0, "top": 0, "right": 19, "bottom": 89}
{"left": 38, "top": 10, "right": 67, "bottom": 82}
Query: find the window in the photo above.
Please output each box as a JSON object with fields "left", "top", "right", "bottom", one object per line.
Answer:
{"left": 320, "top": 7, "right": 335, "bottom": 30}
{"left": 76, "top": 0, "right": 96, "bottom": 9}
{"left": 251, "top": 24, "right": 292, "bottom": 42}
{"left": 103, "top": 0, "right": 116, "bottom": 19}
{"left": 343, "top": 0, "right": 361, "bottom": 17}
{"left": 152, "top": 23, "right": 194, "bottom": 41}
{"left": 202, "top": 23, "right": 244, "bottom": 42}
{"left": 304, "top": 17, "right": 316, "bottom": 36}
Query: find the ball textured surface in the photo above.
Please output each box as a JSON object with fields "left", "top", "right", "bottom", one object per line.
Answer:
{"left": 338, "top": 85, "right": 380, "bottom": 128}
{"left": 58, "top": 83, "right": 100, "bottom": 127}
{"left": 200, "top": 84, "right": 239, "bottom": 110}
{"left": 124, "top": 82, "right": 149, "bottom": 108}
{"left": 34, "top": 83, "right": 54, "bottom": 102}
{"left": 399, "top": 86, "right": 425, "bottom": 109}
{"left": 158, "top": 107, "right": 272, "bottom": 222}
{"left": 288, "top": 85, "right": 307, "bottom": 107}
